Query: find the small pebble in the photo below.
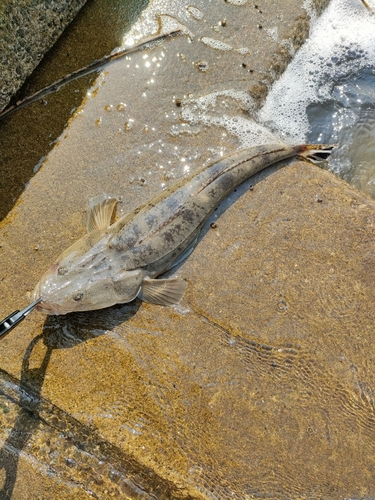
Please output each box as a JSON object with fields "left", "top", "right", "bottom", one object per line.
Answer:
{"left": 194, "top": 60, "right": 209, "bottom": 72}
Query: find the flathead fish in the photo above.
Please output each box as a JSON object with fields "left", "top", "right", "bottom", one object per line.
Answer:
{"left": 34, "top": 143, "right": 333, "bottom": 314}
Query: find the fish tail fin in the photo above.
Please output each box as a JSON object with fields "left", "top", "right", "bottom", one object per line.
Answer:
{"left": 296, "top": 143, "right": 336, "bottom": 164}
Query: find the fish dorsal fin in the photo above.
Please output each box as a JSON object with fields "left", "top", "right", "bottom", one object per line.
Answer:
{"left": 139, "top": 277, "right": 187, "bottom": 306}
{"left": 87, "top": 193, "right": 119, "bottom": 233}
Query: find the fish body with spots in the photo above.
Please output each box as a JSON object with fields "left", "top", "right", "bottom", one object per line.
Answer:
{"left": 34, "top": 143, "right": 333, "bottom": 314}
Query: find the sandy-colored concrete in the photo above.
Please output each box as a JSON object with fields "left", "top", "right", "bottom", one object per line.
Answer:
{"left": 3, "top": 0, "right": 375, "bottom": 498}
{"left": 0, "top": 0, "right": 88, "bottom": 112}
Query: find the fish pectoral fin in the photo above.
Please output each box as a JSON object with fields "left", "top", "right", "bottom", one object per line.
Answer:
{"left": 87, "top": 193, "right": 119, "bottom": 233}
{"left": 139, "top": 277, "right": 187, "bottom": 306}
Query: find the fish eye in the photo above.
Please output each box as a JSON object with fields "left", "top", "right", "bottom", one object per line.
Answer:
{"left": 58, "top": 266, "right": 68, "bottom": 275}
{"left": 73, "top": 292, "right": 84, "bottom": 301}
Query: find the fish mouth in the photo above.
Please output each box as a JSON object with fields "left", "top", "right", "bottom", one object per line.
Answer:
{"left": 33, "top": 284, "right": 61, "bottom": 315}
{"left": 32, "top": 278, "right": 58, "bottom": 314}
{"left": 36, "top": 300, "right": 62, "bottom": 315}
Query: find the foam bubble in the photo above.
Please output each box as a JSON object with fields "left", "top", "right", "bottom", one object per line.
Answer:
{"left": 226, "top": 0, "right": 248, "bottom": 5}
{"left": 121, "top": 1, "right": 196, "bottom": 46}
{"left": 158, "top": 15, "right": 193, "bottom": 39}
{"left": 200, "top": 37, "right": 233, "bottom": 51}
{"left": 236, "top": 47, "right": 250, "bottom": 55}
{"left": 186, "top": 5, "right": 205, "bottom": 21}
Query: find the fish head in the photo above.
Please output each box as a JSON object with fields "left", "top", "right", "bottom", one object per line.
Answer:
{"left": 33, "top": 234, "right": 143, "bottom": 315}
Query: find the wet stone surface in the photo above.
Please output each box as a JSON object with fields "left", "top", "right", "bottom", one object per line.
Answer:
{"left": 1, "top": 0, "right": 375, "bottom": 498}
{"left": 0, "top": 0, "right": 88, "bottom": 111}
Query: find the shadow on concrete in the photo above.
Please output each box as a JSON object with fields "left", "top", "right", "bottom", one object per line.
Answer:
{"left": 0, "top": 335, "right": 52, "bottom": 499}
{"left": 0, "top": 300, "right": 141, "bottom": 498}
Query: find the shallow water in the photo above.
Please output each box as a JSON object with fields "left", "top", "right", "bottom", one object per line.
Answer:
{"left": 307, "top": 69, "right": 375, "bottom": 197}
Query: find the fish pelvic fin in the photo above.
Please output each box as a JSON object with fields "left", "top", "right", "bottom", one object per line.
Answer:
{"left": 297, "top": 143, "right": 337, "bottom": 165}
{"left": 87, "top": 193, "right": 119, "bottom": 233}
{"left": 139, "top": 277, "right": 187, "bottom": 306}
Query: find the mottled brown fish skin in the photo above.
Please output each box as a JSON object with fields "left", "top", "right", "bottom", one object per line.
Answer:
{"left": 34, "top": 143, "right": 333, "bottom": 314}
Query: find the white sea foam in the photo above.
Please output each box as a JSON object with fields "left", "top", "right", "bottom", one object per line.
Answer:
{"left": 186, "top": 5, "right": 205, "bottom": 21}
{"left": 200, "top": 37, "right": 233, "bottom": 51}
{"left": 226, "top": 0, "right": 248, "bottom": 5}
{"left": 177, "top": 90, "right": 282, "bottom": 147}
{"left": 121, "top": 0, "right": 206, "bottom": 46}
{"left": 259, "top": 0, "right": 375, "bottom": 143}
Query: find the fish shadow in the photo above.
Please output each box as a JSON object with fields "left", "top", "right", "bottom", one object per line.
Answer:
{"left": 41, "top": 299, "right": 141, "bottom": 349}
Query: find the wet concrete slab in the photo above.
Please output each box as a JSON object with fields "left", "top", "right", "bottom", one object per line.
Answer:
{"left": 2, "top": 0, "right": 375, "bottom": 498}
